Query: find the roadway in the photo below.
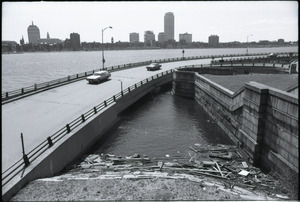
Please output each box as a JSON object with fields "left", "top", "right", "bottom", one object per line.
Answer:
{"left": 2, "top": 58, "right": 211, "bottom": 171}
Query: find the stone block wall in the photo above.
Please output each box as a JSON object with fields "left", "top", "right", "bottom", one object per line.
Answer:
{"left": 173, "top": 70, "right": 298, "bottom": 175}
{"left": 261, "top": 84, "right": 298, "bottom": 174}
{"left": 193, "top": 73, "right": 245, "bottom": 144}
{"left": 172, "top": 70, "right": 195, "bottom": 98}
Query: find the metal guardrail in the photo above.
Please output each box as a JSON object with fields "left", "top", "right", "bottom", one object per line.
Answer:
{"left": 1, "top": 69, "right": 174, "bottom": 188}
{"left": 2, "top": 51, "right": 297, "bottom": 103}
{"left": 176, "top": 62, "right": 292, "bottom": 69}
{"left": 211, "top": 53, "right": 298, "bottom": 65}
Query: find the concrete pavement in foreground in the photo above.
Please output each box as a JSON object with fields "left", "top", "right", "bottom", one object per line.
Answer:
{"left": 2, "top": 59, "right": 211, "bottom": 171}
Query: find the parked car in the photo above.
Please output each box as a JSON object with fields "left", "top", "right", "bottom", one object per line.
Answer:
{"left": 86, "top": 70, "right": 111, "bottom": 84}
{"left": 267, "top": 53, "right": 278, "bottom": 58}
{"left": 146, "top": 63, "right": 161, "bottom": 71}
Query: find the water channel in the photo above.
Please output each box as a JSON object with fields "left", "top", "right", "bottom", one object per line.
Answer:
{"left": 88, "top": 87, "right": 234, "bottom": 158}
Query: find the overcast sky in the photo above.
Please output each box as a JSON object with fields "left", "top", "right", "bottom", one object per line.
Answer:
{"left": 2, "top": 1, "right": 298, "bottom": 43}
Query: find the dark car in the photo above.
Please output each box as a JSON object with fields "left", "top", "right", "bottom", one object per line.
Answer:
{"left": 86, "top": 70, "right": 111, "bottom": 84}
{"left": 267, "top": 53, "right": 278, "bottom": 58}
{"left": 146, "top": 63, "right": 161, "bottom": 71}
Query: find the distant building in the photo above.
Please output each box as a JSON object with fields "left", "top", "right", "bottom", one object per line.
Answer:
{"left": 70, "top": 32, "right": 80, "bottom": 50}
{"left": 27, "top": 21, "right": 41, "bottom": 44}
{"left": 144, "top": 31, "right": 155, "bottom": 46}
{"left": 158, "top": 32, "right": 167, "bottom": 43}
{"left": 2, "top": 41, "right": 17, "bottom": 52}
{"left": 20, "top": 36, "right": 25, "bottom": 45}
{"left": 129, "top": 33, "right": 139, "bottom": 43}
{"left": 278, "top": 39, "right": 285, "bottom": 43}
{"left": 164, "top": 12, "right": 175, "bottom": 41}
{"left": 208, "top": 35, "right": 219, "bottom": 46}
{"left": 179, "top": 33, "right": 192, "bottom": 44}
{"left": 37, "top": 32, "right": 62, "bottom": 44}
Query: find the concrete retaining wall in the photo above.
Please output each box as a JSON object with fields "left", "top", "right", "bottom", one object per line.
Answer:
{"left": 173, "top": 70, "right": 298, "bottom": 176}
{"left": 3, "top": 103, "right": 119, "bottom": 201}
{"left": 3, "top": 73, "right": 173, "bottom": 201}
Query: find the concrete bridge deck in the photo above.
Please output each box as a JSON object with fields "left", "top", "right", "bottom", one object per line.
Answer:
{"left": 2, "top": 58, "right": 211, "bottom": 172}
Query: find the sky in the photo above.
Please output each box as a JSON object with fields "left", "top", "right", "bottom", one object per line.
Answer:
{"left": 1, "top": 1, "right": 299, "bottom": 44}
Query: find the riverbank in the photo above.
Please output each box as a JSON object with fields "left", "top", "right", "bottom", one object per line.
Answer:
{"left": 3, "top": 44, "right": 298, "bottom": 55}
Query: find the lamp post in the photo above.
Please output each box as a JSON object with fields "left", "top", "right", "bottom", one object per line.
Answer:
{"left": 102, "top": 26, "right": 112, "bottom": 70}
{"left": 182, "top": 49, "right": 185, "bottom": 60}
{"left": 118, "top": 79, "right": 123, "bottom": 92}
{"left": 246, "top": 34, "right": 253, "bottom": 55}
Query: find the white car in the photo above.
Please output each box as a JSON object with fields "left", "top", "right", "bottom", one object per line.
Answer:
{"left": 86, "top": 70, "right": 111, "bottom": 84}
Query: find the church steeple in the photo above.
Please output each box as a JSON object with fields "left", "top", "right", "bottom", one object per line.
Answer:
{"left": 20, "top": 35, "right": 24, "bottom": 45}
{"left": 47, "top": 32, "right": 50, "bottom": 39}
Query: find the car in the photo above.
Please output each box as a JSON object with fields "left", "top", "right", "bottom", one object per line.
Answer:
{"left": 146, "top": 63, "right": 161, "bottom": 71}
{"left": 267, "top": 53, "right": 277, "bottom": 58}
{"left": 86, "top": 70, "right": 111, "bottom": 84}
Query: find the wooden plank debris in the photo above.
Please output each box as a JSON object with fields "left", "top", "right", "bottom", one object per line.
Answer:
{"left": 69, "top": 143, "right": 284, "bottom": 198}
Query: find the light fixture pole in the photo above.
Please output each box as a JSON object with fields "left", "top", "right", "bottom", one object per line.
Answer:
{"left": 102, "top": 26, "right": 112, "bottom": 70}
{"left": 118, "top": 79, "right": 123, "bottom": 92}
{"left": 246, "top": 34, "right": 253, "bottom": 55}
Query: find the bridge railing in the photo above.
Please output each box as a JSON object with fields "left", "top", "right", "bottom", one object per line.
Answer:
{"left": 2, "top": 51, "right": 297, "bottom": 103}
{"left": 1, "top": 69, "right": 174, "bottom": 188}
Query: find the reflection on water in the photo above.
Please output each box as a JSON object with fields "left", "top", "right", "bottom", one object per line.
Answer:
{"left": 90, "top": 90, "right": 234, "bottom": 158}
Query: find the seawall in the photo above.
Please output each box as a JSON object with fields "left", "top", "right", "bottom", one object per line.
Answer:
{"left": 172, "top": 68, "right": 298, "bottom": 176}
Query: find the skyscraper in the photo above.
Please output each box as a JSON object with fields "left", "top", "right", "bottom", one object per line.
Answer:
{"left": 70, "top": 33, "right": 80, "bottom": 50}
{"left": 144, "top": 31, "right": 155, "bottom": 46}
{"left": 27, "top": 21, "right": 40, "bottom": 44}
{"left": 164, "top": 12, "right": 174, "bottom": 42}
{"left": 129, "top": 33, "right": 139, "bottom": 43}
{"left": 208, "top": 35, "right": 219, "bottom": 46}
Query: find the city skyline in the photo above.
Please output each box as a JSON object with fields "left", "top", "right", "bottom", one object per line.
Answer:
{"left": 2, "top": 1, "right": 298, "bottom": 43}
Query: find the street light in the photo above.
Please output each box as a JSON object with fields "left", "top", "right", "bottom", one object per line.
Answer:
{"left": 246, "top": 34, "right": 253, "bottom": 55}
{"left": 102, "top": 26, "right": 113, "bottom": 70}
{"left": 118, "top": 79, "right": 123, "bottom": 92}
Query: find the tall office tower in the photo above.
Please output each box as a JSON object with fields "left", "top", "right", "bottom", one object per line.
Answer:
{"left": 179, "top": 33, "right": 192, "bottom": 44}
{"left": 129, "top": 32, "right": 139, "bottom": 43}
{"left": 208, "top": 35, "right": 219, "bottom": 46}
{"left": 27, "top": 21, "right": 41, "bottom": 44}
{"left": 144, "top": 31, "right": 155, "bottom": 46}
{"left": 70, "top": 32, "right": 81, "bottom": 50}
{"left": 158, "top": 32, "right": 167, "bottom": 43}
{"left": 164, "top": 12, "right": 174, "bottom": 41}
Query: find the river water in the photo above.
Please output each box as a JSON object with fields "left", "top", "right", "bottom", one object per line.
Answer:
{"left": 89, "top": 89, "right": 234, "bottom": 158}
{"left": 1, "top": 47, "right": 297, "bottom": 93}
